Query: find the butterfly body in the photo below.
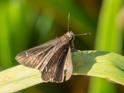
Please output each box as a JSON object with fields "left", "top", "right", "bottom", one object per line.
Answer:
{"left": 15, "top": 31, "right": 75, "bottom": 83}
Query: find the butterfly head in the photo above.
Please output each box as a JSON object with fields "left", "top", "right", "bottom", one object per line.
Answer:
{"left": 65, "top": 31, "right": 75, "bottom": 41}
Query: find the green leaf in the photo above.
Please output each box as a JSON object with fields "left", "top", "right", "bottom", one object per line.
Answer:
{"left": 0, "top": 50, "right": 124, "bottom": 92}
{"left": 73, "top": 50, "right": 124, "bottom": 84}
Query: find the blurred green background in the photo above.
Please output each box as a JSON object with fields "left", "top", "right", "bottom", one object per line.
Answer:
{"left": 0, "top": 0, "right": 124, "bottom": 93}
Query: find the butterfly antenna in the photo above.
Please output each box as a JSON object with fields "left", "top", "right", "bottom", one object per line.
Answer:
{"left": 67, "top": 12, "right": 91, "bottom": 37}
{"left": 67, "top": 12, "right": 70, "bottom": 32}
{"left": 75, "top": 32, "right": 91, "bottom": 36}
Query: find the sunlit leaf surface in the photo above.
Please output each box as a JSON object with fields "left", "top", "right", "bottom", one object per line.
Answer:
{"left": 0, "top": 50, "right": 124, "bottom": 93}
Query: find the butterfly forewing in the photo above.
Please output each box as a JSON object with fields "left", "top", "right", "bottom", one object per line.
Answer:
{"left": 42, "top": 45, "right": 69, "bottom": 82}
{"left": 64, "top": 47, "right": 73, "bottom": 81}
{"left": 15, "top": 38, "right": 58, "bottom": 69}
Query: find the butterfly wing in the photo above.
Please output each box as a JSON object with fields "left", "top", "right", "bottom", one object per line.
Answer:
{"left": 42, "top": 45, "right": 72, "bottom": 83}
{"left": 64, "top": 47, "right": 73, "bottom": 81}
{"left": 15, "top": 32, "right": 74, "bottom": 83}
{"left": 15, "top": 38, "right": 59, "bottom": 70}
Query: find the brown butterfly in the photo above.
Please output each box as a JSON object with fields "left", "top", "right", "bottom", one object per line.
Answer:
{"left": 15, "top": 31, "right": 75, "bottom": 83}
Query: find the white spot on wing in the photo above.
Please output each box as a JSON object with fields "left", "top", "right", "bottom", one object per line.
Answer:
{"left": 25, "top": 51, "right": 28, "bottom": 57}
